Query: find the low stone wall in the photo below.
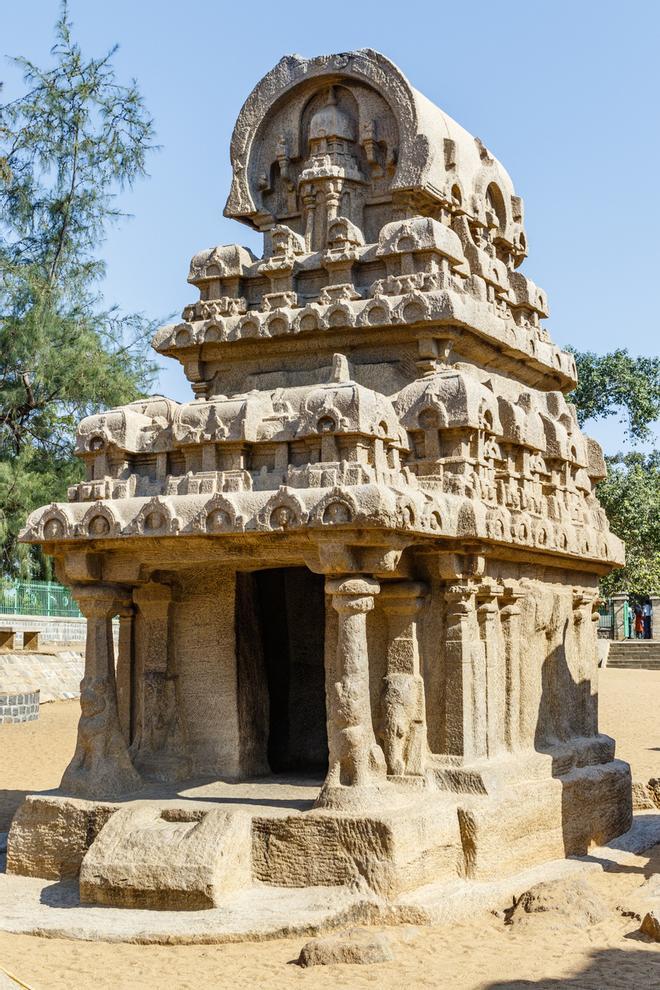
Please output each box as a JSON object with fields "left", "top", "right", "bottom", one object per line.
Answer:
{"left": 0, "top": 652, "right": 83, "bottom": 703}
{"left": 0, "top": 614, "right": 86, "bottom": 643}
{"left": 0, "top": 690, "right": 39, "bottom": 724}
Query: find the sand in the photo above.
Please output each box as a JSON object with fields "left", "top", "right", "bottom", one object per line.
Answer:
{"left": 599, "top": 668, "right": 660, "bottom": 782}
{"left": 0, "top": 669, "right": 658, "bottom": 989}
{"left": 0, "top": 699, "right": 79, "bottom": 832}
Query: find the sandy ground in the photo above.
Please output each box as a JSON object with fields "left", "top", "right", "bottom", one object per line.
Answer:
{"left": 599, "top": 668, "right": 660, "bottom": 781}
{"left": 0, "top": 699, "right": 79, "bottom": 832}
{"left": 0, "top": 669, "right": 658, "bottom": 989}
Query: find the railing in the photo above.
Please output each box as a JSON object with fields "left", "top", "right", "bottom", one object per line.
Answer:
{"left": 0, "top": 580, "right": 82, "bottom": 618}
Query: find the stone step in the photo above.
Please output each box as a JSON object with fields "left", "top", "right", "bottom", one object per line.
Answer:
{"left": 608, "top": 659, "right": 660, "bottom": 670}
{"left": 609, "top": 651, "right": 660, "bottom": 660}
{"left": 609, "top": 643, "right": 660, "bottom": 654}
{"left": 609, "top": 644, "right": 660, "bottom": 650}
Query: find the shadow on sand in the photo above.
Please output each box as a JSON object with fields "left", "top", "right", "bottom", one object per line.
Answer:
{"left": 484, "top": 943, "right": 660, "bottom": 989}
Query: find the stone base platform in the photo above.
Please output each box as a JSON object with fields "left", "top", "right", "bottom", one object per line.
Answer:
{"left": 5, "top": 758, "right": 632, "bottom": 916}
{"left": 0, "top": 812, "right": 658, "bottom": 945}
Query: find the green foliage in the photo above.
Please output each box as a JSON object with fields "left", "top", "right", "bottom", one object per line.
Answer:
{"left": 567, "top": 348, "right": 660, "bottom": 443}
{"left": 597, "top": 452, "right": 660, "bottom": 596}
{"left": 0, "top": 2, "right": 157, "bottom": 576}
{"left": 566, "top": 347, "right": 659, "bottom": 595}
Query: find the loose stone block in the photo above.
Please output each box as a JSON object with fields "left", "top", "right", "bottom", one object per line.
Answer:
{"left": 79, "top": 805, "right": 252, "bottom": 910}
{"left": 640, "top": 910, "right": 660, "bottom": 941}
{"left": 297, "top": 929, "right": 394, "bottom": 966}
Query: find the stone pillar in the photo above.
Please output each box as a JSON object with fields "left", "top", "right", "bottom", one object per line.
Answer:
{"left": 612, "top": 592, "right": 628, "bottom": 641}
{"left": 317, "top": 575, "right": 386, "bottom": 806}
{"left": 588, "top": 594, "right": 601, "bottom": 735}
{"left": 61, "top": 586, "right": 141, "bottom": 799}
{"left": 476, "top": 584, "right": 505, "bottom": 757}
{"left": 570, "top": 590, "right": 599, "bottom": 738}
{"left": 379, "top": 581, "right": 428, "bottom": 776}
{"left": 500, "top": 585, "right": 525, "bottom": 751}
{"left": 131, "top": 583, "right": 189, "bottom": 781}
{"left": 651, "top": 595, "right": 660, "bottom": 641}
{"left": 444, "top": 582, "right": 486, "bottom": 760}
{"left": 115, "top": 603, "right": 134, "bottom": 744}
{"left": 303, "top": 191, "right": 316, "bottom": 252}
{"left": 324, "top": 181, "right": 341, "bottom": 227}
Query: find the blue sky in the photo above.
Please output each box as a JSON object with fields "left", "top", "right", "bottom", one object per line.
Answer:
{"left": 3, "top": 0, "right": 659, "bottom": 454}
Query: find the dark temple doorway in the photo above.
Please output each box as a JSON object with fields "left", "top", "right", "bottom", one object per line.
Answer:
{"left": 236, "top": 567, "right": 328, "bottom": 775}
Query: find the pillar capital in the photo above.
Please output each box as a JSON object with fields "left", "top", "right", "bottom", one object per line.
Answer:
{"left": 72, "top": 584, "right": 131, "bottom": 619}
{"left": 116, "top": 602, "right": 136, "bottom": 620}
{"left": 573, "top": 588, "right": 597, "bottom": 608}
{"left": 477, "top": 597, "right": 499, "bottom": 618}
{"left": 476, "top": 580, "right": 504, "bottom": 609}
{"left": 327, "top": 575, "right": 380, "bottom": 614}
{"left": 133, "top": 582, "right": 173, "bottom": 615}
{"left": 379, "top": 580, "right": 428, "bottom": 615}
{"left": 445, "top": 583, "right": 478, "bottom": 613}
{"left": 499, "top": 580, "right": 526, "bottom": 616}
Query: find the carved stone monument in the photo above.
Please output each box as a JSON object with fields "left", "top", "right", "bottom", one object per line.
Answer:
{"left": 9, "top": 50, "right": 632, "bottom": 912}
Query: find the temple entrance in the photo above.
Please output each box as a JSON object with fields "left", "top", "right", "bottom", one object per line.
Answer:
{"left": 236, "top": 567, "right": 328, "bottom": 775}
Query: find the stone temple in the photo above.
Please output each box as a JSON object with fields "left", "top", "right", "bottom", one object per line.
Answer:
{"left": 9, "top": 50, "right": 632, "bottom": 913}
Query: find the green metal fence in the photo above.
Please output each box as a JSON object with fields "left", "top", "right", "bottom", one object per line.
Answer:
{"left": 0, "top": 580, "right": 82, "bottom": 618}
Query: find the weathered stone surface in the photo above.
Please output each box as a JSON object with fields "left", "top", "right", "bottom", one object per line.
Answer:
{"left": 12, "top": 48, "right": 631, "bottom": 911}
{"left": 7, "top": 795, "right": 117, "bottom": 880}
{"left": 297, "top": 928, "right": 394, "bottom": 966}
{"left": 253, "top": 801, "right": 461, "bottom": 897}
{"left": 79, "top": 805, "right": 252, "bottom": 909}
{"left": 0, "top": 814, "right": 658, "bottom": 945}
{"left": 457, "top": 760, "right": 632, "bottom": 880}
{"left": 640, "top": 909, "right": 660, "bottom": 941}
{"left": 505, "top": 877, "right": 609, "bottom": 929}
{"left": 646, "top": 778, "right": 660, "bottom": 809}
{"left": 632, "top": 780, "right": 656, "bottom": 810}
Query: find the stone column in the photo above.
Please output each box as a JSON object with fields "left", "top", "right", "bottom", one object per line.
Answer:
{"left": 588, "top": 594, "right": 601, "bottom": 735}
{"left": 612, "top": 592, "right": 628, "bottom": 641}
{"left": 476, "top": 584, "right": 505, "bottom": 757}
{"left": 303, "top": 191, "right": 316, "bottom": 251}
{"left": 61, "top": 586, "right": 141, "bottom": 799}
{"left": 379, "top": 581, "right": 428, "bottom": 776}
{"left": 131, "top": 583, "right": 189, "bottom": 781}
{"left": 651, "top": 595, "right": 660, "bottom": 641}
{"left": 500, "top": 586, "right": 525, "bottom": 751}
{"left": 571, "top": 590, "right": 599, "bottom": 738}
{"left": 324, "top": 181, "right": 341, "bottom": 227}
{"left": 317, "top": 575, "right": 386, "bottom": 806}
{"left": 115, "top": 603, "right": 134, "bottom": 744}
{"left": 444, "top": 582, "right": 487, "bottom": 760}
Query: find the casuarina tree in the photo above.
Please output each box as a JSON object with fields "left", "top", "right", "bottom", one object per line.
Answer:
{"left": 0, "top": 2, "right": 157, "bottom": 577}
